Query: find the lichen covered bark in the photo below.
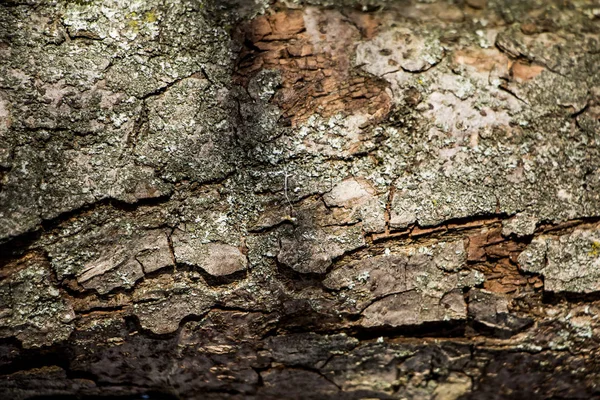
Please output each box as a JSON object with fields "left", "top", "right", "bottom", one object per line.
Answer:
{"left": 1, "top": 0, "right": 600, "bottom": 399}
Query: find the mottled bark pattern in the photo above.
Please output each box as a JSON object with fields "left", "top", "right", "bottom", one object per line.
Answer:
{"left": 1, "top": 0, "right": 600, "bottom": 399}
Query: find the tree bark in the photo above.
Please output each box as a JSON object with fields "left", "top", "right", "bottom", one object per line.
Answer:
{"left": 1, "top": 0, "right": 600, "bottom": 398}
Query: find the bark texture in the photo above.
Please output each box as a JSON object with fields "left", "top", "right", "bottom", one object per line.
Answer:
{"left": 1, "top": 0, "right": 600, "bottom": 398}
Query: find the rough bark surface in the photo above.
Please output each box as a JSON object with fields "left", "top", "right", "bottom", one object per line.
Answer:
{"left": 1, "top": 0, "right": 600, "bottom": 399}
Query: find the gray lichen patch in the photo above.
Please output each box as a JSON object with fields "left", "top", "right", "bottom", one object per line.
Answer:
{"left": 62, "top": 1, "right": 161, "bottom": 45}
{"left": 0, "top": 87, "right": 174, "bottom": 242}
{"left": 518, "top": 228, "right": 600, "bottom": 293}
{"left": 386, "top": 107, "right": 600, "bottom": 229}
{"left": 135, "top": 76, "right": 236, "bottom": 184}
{"left": 389, "top": 174, "right": 498, "bottom": 229}
{"left": 503, "top": 68, "right": 589, "bottom": 113}
{"left": 502, "top": 212, "right": 538, "bottom": 237}
{"left": 0, "top": 0, "right": 234, "bottom": 242}
{"left": 0, "top": 262, "right": 74, "bottom": 348}
{"left": 172, "top": 186, "right": 246, "bottom": 245}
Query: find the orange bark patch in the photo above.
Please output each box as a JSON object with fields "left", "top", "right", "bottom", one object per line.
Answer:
{"left": 483, "top": 259, "right": 536, "bottom": 294}
{"left": 511, "top": 61, "right": 545, "bottom": 83}
{"left": 453, "top": 48, "right": 510, "bottom": 74}
{"left": 234, "top": 8, "right": 391, "bottom": 126}
{"left": 467, "top": 226, "right": 540, "bottom": 294}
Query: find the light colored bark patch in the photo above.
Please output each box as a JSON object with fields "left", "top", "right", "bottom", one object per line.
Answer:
{"left": 356, "top": 27, "right": 444, "bottom": 75}
{"left": 172, "top": 232, "right": 247, "bottom": 277}
{"left": 324, "top": 178, "right": 386, "bottom": 234}
{"left": 324, "top": 240, "right": 481, "bottom": 326}
{"left": 361, "top": 290, "right": 466, "bottom": 328}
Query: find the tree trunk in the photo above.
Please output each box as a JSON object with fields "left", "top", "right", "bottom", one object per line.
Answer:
{"left": 1, "top": 0, "right": 600, "bottom": 398}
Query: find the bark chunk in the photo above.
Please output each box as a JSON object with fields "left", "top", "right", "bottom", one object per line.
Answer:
{"left": 519, "top": 228, "right": 600, "bottom": 293}
{"left": 172, "top": 232, "right": 247, "bottom": 277}
{"left": 324, "top": 240, "right": 482, "bottom": 326}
